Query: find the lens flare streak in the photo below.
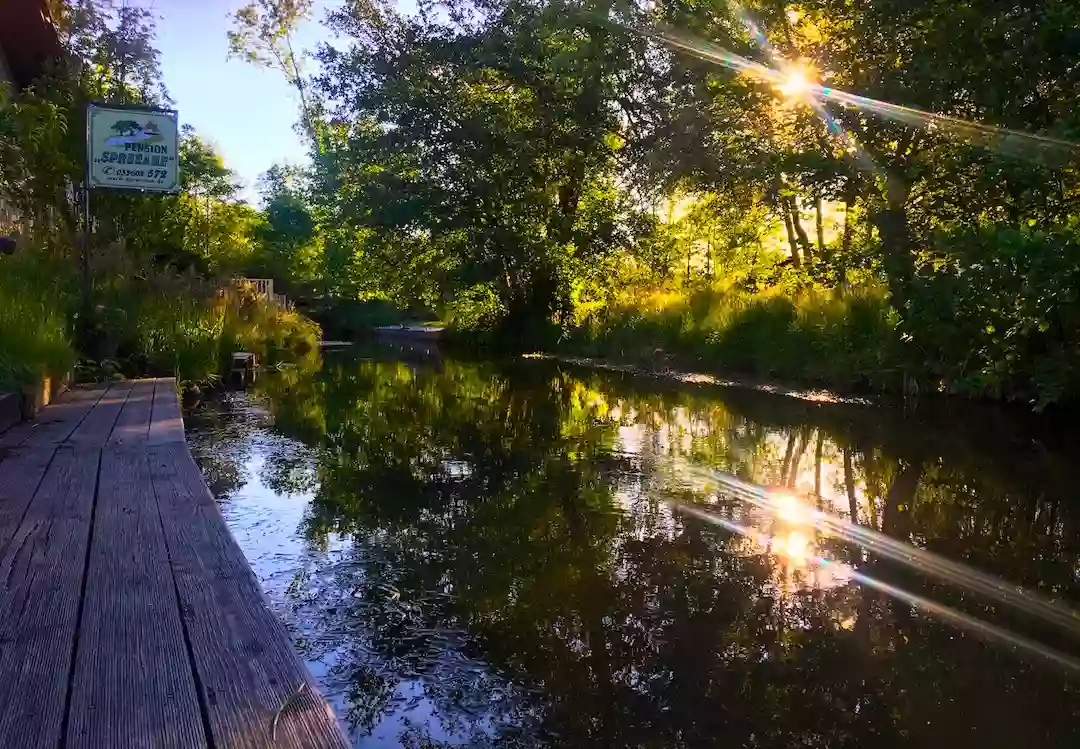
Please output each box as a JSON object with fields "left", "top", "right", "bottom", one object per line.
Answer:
{"left": 684, "top": 466, "right": 1080, "bottom": 639}
{"left": 630, "top": 23, "right": 1080, "bottom": 163}
{"left": 669, "top": 497, "right": 1080, "bottom": 674}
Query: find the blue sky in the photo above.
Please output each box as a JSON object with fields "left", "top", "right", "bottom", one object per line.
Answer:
{"left": 155, "top": 0, "right": 335, "bottom": 201}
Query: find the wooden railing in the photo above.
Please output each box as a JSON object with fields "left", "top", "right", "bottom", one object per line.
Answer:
{"left": 235, "top": 278, "right": 289, "bottom": 308}
{"left": 243, "top": 278, "right": 274, "bottom": 298}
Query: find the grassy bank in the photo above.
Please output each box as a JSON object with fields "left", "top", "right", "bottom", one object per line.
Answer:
{"left": 564, "top": 285, "right": 906, "bottom": 395}
{"left": 0, "top": 246, "right": 319, "bottom": 392}
{"left": 112, "top": 280, "right": 320, "bottom": 386}
{"left": 562, "top": 271, "right": 1080, "bottom": 409}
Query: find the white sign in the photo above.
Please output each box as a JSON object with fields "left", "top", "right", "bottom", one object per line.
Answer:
{"left": 87, "top": 104, "right": 180, "bottom": 193}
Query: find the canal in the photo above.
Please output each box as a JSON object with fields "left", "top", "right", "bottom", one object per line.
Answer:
{"left": 185, "top": 346, "right": 1080, "bottom": 748}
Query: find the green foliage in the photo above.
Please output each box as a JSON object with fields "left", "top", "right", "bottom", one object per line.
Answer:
{"left": 222, "top": 282, "right": 320, "bottom": 367}
{"left": 572, "top": 284, "right": 902, "bottom": 391}
{"left": 308, "top": 298, "right": 404, "bottom": 340}
{"left": 130, "top": 289, "right": 228, "bottom": 383}
{"left": 444, "top": 284, "right": 506, "bottom": 336}
{"left": 238, "top": 0, "right": 1080, "bottom": 406}
{"left": 906, "top": 223, "right": 1080, "bottom": 406}
{"left": 250, "top": 164, "right": 321, "bottom": 286}
{"left": 227, "top": 0, "right": 317, "bottom": 141}
{"left": 304, "top": 0, "right": 657, "bottom": 342}
{"left": 0, "top": 255, "right": 76, "bottom": 390}
{"left": 0, "top": 0, "right": 324, "bottom": 392}
{"left": 88, "top": 267, "right": 320, "bottom": 386}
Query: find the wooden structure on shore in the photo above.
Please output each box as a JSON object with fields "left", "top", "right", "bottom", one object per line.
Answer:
{"left": 0, "top": 379, "right": 348, "bottom": 748}
{"left": 236, "top": 277, "right": 290, "bottom": 309}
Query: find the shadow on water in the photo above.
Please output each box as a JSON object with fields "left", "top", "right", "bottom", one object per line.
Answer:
{"left": 185, "top": 346, "right": 1080, "bottom": 749}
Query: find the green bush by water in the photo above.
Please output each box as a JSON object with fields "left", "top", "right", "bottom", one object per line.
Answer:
{"left": 0, "top": 292, "right": 75, "bottom": 391}
{"left": 222, "top": 282, "right": 321, "bottom": 368}
{"left": 566, "top": 225, "right": 1080, "bottom": 407}
{"left": 306, "top": 298, "right": 404, "bottom": 340}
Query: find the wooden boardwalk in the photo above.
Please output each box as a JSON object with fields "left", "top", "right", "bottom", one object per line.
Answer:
{"left": 0, "top": 379, "right": 349, "bottom": 749}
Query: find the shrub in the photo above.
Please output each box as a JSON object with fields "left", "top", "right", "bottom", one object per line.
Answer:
{"left": 0, "top": 244, "right": 321, "bottom": 389}
{"left": 114, "top": 281, "right": 321, "bottom": 386}
{"left": 907, "top": 224, "right": 1080, "bottom": 406}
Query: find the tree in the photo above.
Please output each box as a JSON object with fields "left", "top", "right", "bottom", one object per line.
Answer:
{"left": 312, "top": 0, "right": 657, "bottom": 342}
{"left": 252, "top": 163, "right": 320, "bottom": 286}
{"left": 227, "top": 0, "right": 317, "bottom": 143}
{"left": 208, "top": 0, "right": 1080, "bottom": 403}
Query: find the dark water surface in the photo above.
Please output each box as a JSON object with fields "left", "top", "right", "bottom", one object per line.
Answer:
{"left": 185, "top": 347, "right": 1080, "bottom": 748}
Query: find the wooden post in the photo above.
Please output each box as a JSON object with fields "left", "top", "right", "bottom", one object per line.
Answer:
{"left": 80, "top": 182, "right": 92, "bottom": 345}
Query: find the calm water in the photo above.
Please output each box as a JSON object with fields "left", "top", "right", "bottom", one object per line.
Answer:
{"left": 185, "top": 346, "right": 1080, "bottom": 748}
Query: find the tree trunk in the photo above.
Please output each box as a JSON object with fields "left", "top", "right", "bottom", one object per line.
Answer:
{"left": 873, "top": 177, "right": 916, "bottom": 312}
{"left": 782, "top": 207, "right": 802, "bottom": 268}
{"left": 840, "top": 180, "right": 857, "bottom": 289}
{"left": 787, "top": 196, "right": 813, "bottom": 263}
{"left": 813, "top": 431, "right": 824, "bottom": 504}
{"left": 815, "top": 196, "right": 826, "bottom": 257}
{"left": 875, "top": 133, "right": 918, "bottom": 311}
{"left": 844, "top": 448, "right": 858, "bottom": 524}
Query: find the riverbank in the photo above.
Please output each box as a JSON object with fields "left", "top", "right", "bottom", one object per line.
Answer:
{"left": 0, "top": 247, "right": 319, "bottom": 393}
{"left": 557, "top": 282, "right": 1080, "bottom": 410}
{"left": 524, "top": 353, "right": 873, "bottom": 405}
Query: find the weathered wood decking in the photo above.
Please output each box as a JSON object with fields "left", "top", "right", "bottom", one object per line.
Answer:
{"left": 0, "top": 379, "right": 349, "bottom": 748}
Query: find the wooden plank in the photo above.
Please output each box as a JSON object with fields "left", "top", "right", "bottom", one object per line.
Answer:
{"left": 148, "top": 443, "right": 349, "bottom": 749}
{"left": 0, "top": 384, "right": 109, "bottom": 448}
{"left": 0, "top": 447, "right": 57, "bottom": 560}
{"left": 106, "top": 379, "right": 157, "bottom": 446}
{"left": 66, "top": 448, "right": 207, "bottom": 749}
{"left": 147, "top": 378, "right": 185, "bottom": 446}
{"left": 0, "top": 448, "right": 99, "bottom": 748}
{"left": 67, "top": 381, "right": 133, "bottom": 448}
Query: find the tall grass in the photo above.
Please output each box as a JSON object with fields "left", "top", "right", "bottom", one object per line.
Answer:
{"left": 0, "top": 254, "right": 76, "bottom": 391}
{"left": 0, "top": 240, "right": 320, "bottom": 390}
{"left": 131, "top": 291, "right": 229, "bottom": 384}
{"left": 0, "top": 290, "right": 75, "bottom": 391}
{"left": 105, "top": 280, "right": 320, "bottom": 387}
{"left": 569, "top": 284, "right": 904, "bottom": 392}
{"left": 222, "top": 281, "right": 320, "bottom": 367}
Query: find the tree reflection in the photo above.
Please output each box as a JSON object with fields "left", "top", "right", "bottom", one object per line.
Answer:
{"left": 243, "top": 352, "right": 1080, "bottom": 747}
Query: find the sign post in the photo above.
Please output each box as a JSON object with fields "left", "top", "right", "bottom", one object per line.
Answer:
{"left": 86, "top": 103, "right": 180, "bottom": 193}
{"left": 81, "top": 103, "right": 180, "bottom": 341}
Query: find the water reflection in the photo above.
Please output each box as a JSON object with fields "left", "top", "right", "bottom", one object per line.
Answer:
{"left": 186, "top": 350, "right": 1080, "bottom": 748}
